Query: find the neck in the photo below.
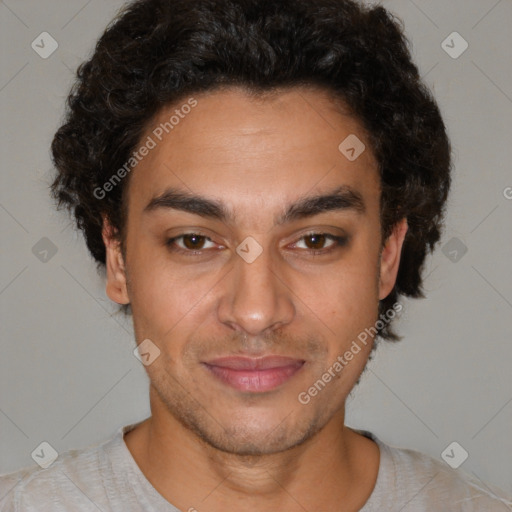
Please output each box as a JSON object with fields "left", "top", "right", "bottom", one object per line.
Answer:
{"left": 124, "top": 388, "right": 379, "bottom": 511}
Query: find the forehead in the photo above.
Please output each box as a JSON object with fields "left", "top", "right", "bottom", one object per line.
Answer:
{"left": 125, "top": 86, "right": 380, "bottom": 220}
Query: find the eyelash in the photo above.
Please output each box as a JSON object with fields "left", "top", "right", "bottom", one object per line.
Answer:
{"left": 165, "top": 232, "right": 348, "bottom": 257}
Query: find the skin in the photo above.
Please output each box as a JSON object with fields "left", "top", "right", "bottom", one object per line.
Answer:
{"left": 102, "top": 85, "right": 408, "bottom": 511}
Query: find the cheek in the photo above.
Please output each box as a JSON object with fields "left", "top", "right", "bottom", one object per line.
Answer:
{"left": 126, "top": 249, "right": 220, "bottom": 342}
{"left": 295, "top": 246, "right": 379, "bottom": 325}
{"left": 302, "top": 274, "right": 379, "bottom": 347}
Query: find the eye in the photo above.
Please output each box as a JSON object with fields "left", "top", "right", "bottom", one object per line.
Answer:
{"left": 166, "top": 233, "right": 217, "bottom": 253}
{"left": 292, "top": 233, "right": 348, "bottom": 253}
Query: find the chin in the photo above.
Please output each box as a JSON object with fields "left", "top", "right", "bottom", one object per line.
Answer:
{"left": 187, "top": 412, "right": 323, "bottom": 457}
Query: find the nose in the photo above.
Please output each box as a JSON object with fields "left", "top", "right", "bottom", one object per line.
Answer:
{"left": 217, "top": 241, "right": 295, "bottom": 337}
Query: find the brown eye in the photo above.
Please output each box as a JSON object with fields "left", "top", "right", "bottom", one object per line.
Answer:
{"left": 293, "top": 233, "right": 348, "bottom": 253}
{"left": 303, "top": 233, "right": 327, "bottom": 250}
{"left": 165, "top": 233, "right": 217, "bottom": 253}
{"left": 182, "top": 234, "right": 207, "bottom": 250}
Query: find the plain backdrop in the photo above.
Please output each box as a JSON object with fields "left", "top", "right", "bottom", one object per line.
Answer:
{"left": 1, "top": 0, "right": 511, "bottom": 495}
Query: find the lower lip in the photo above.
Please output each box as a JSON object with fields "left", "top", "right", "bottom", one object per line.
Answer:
{"left": 203, "top": 362, "right": 305, "bottom": 392}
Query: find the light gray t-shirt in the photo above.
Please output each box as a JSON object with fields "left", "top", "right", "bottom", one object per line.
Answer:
{"left": 1, "top": 421, "right": 511, "bottom": 511}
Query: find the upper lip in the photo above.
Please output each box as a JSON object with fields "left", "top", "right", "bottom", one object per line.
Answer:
{"left": 203, "top": 356, "right": 305, "bottom": 370}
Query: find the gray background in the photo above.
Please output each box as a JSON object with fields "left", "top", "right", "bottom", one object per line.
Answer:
{"left": 1, "top": 0, "right": 511, "bottom": 497}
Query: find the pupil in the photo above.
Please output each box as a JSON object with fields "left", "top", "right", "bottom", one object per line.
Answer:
{"left": 184, "top": 234, "right": 204, "bottom": 249}
{"left": 307, "top": 234, "right": 325, "bottom": 249}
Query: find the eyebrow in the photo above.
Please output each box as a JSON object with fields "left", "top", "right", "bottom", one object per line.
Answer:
{"left": 143, "top": 185, "right": 366, "bottom": 224}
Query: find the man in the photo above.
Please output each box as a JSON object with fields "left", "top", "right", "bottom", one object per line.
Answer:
{"left": 1, "top": 0, "right": 510, "bottom": 510}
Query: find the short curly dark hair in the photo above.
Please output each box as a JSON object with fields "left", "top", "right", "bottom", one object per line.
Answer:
{"left": 50, "top": 0, "right": 451, "bottom": 342}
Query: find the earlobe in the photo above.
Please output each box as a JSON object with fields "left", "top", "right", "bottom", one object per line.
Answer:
{"left": 378, "top": 218, "right": 408, "bottom": 300}
{"left": 102, "top": 215, "right": 130, "bottom": 305}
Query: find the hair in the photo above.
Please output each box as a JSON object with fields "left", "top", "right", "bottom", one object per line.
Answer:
{"left": 50, "top": 0, "right": 451, "bottom": 342}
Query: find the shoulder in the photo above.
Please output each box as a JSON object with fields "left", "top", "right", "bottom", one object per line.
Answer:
{"left": 0, "top": 431, "right": 121, "bottom": 511}
{"left": 383, "top": 439, "right": 511, "bottom": 509}
{"left": 357, "top": 429, "right": 512, "bottom": 511}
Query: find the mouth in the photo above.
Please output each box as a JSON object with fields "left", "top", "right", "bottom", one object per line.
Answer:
{"left": 202, "top": 355, "right": 306, "bottom": 393}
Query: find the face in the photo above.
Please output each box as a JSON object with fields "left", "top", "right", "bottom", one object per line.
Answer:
{"left": 103, "top": 86, "right": 407, "bottom": 456}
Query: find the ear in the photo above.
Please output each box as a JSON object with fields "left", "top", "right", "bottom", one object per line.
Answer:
{"left": 378, "top": 217, "right": 408, "bottom": 300}
{"left": 101, "top": 215, "right": 130, "bottom": 305}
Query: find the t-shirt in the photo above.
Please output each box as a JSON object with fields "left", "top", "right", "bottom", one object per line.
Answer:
{"left": 1, "top": 421, "right": 511, "bottom": 511}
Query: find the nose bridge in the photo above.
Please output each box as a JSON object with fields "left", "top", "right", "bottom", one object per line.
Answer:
{"left": 217, "top": 239, "right": 295, "bottom": 335}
